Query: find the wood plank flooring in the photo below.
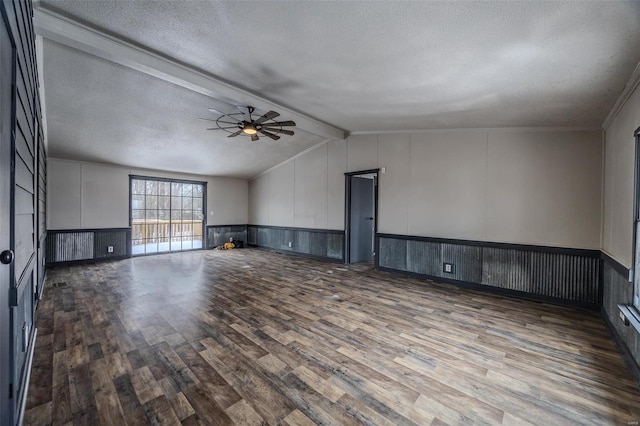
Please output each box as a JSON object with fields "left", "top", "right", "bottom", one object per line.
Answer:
{"left": 25, "top": 248, "right": 640, "bottom": 425}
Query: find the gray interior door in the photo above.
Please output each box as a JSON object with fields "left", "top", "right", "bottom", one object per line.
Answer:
{"left": 349, "top": 176, "right": 375, "bottom": 263}
{"left": 0, "top": 15, "right": 14, "bottom": 423}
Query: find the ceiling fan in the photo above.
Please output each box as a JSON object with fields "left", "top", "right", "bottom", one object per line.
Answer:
{"left": 199, "top": 106, "right": 296, "bottom": 141}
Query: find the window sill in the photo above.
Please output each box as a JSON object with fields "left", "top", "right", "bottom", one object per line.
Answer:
{"left": 618, "top": 304, "right": 640, "bottom": 334}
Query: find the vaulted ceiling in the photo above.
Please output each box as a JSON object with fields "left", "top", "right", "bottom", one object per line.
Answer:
{"left": 35, "top": 1, "right": 640, "bottom": 178}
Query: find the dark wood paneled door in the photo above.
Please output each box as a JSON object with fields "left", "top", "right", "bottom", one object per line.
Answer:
{"left": 0, "top": 12, "right": 15, "bottom": 423}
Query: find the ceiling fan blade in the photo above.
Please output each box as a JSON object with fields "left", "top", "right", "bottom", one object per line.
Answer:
{"left": 258, "top": 129, "right": 280, "bottom": 140}
{"left": 208, "top": 107, "right": 226, "bottom": 115}
{"left": 251, "top": 134, "right": 259, "bottom": 142}
{"left": 254, "top": 111, "right": 280, "bottom": 125}
{"left": 263, "top": 128, "right": 294, "bottom": 136}
{"left": 207, "top": 126, "right": 238, "bottom": 130}
{"left": 227, "top": 129, "right": 244, "bottom": 138}
{"left": 264, "top": 120, "right": 296, "bottom": 127}
{"left": 202, "top": 114, "right": 242, "bottom": 125}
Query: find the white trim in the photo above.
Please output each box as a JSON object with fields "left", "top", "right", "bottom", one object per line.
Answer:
{"left": 79, "top": 163, "right": 84, "bottom": 228}
{"left": 603, "top": 62, "right": 640, "bottom": 130}
{"left": 349, "top": 126, "right": 602, "bottom": 135}
{"left": 600, "top": 128, "right": 606, "bottom": 252}
{"left": 249, "top": 139, "right": 330, "bottom": 181}
{"left": 35, "top": 35, "right": 48, "bottom": 150}
{"left": 602, "top": 249, "right": 632, "bottom": 270}
{"left": 16, "top": 328, "right": 37, "bottom": 426}
{"left": 46, "top": 156, "right": 221, "bottom": 182}
{"left": 33, "top": 7, "right": 346, "bottom": 142}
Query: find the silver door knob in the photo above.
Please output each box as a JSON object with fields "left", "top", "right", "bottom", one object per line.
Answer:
{"left": 0, "top": 249, "right": 14, "bottom": 265}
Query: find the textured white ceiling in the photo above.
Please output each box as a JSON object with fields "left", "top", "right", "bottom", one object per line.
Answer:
{"left": 43, "top": 40, "right": 326, "bottom": 178}
{"left": 37, "top": 1, "right": 640, "bottom": 176}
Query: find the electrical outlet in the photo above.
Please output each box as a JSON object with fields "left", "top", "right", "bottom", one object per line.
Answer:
{"left": 288, "top": 241, "right": 292, "bottom": 248}
{"left": 107, "top": 246, "right": 114, "bottom": 253}
{"left": 443, "top": 262, "right": 454, "bottom": 274}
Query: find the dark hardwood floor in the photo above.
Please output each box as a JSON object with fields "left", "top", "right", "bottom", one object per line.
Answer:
{"left": 25, "top": 248, "right": 640, "bottom": 425}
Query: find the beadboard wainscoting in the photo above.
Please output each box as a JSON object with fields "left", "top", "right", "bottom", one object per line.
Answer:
{"left": 247, "top": 225, "right": 344, "bottom": 262}
{"left": 45, "top": 228, "right": 131, "bottom": 265}
{"left": 377, "top": 233, "right": 601, "bottom": 309}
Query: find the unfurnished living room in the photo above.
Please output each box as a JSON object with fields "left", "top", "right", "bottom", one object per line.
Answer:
{"left": 2, "top": 1, "right": 640, "bottom": 425}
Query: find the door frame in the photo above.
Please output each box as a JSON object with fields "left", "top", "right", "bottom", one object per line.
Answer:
{"left": 631, "top": 126, "right": 640, "bottom": 309}
{"left": 129, "top": 175, "right": 207, "bottom": 256}
{"left": 344, "top": 169, "right": 379, "bottom": 264}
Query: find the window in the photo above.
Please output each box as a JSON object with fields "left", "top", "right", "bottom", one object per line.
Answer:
{"left": 130, "top": 176, "right": 205, "bottom": 255}
{"left": 635, "top": 224, "right": 640, "bottom": 309}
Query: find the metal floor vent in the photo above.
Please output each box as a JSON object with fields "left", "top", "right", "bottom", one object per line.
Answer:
{"left": 52, "top": 282, "right": 67, "bottom": 288}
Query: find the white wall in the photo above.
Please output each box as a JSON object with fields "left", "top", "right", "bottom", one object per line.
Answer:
{"left": 47, "top": 158, "right": 248, "bottom": 229}
{"left": 603, "top": 80, "right": 640, "bottom": 267}
{"left": 248, "top": 172, "right": 269, "bottom": 225}
{"left": 268, "top": 161, "right": 294, "bottom": 226}
{"left": 48, "top": 160, "right": 83, "bottom": 229}
{"left": 408, "top": 131, "right": 488, "bottom": 241}
{"left": 486, "top": 130, "right": 602, "bottom": 248}
{"left": 249, "top": 129, "right": 602, "bottom": 249}
{"left": 248, "top": 141, "right": 346, "bottom": 229}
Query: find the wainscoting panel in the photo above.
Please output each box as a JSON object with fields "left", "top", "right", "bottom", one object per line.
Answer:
{"left": 295, "top": 230, "right": 310, "bottom": 254}
{"left": 248, "top": 225, "right": 344, "bottom": 262}
{"left": 206, "top": 225, "right": 247, "bottom": 249}
{"left": 377, "top": 234, "right": 601, "bottom": 307}
{"left": 248, "top": 226, "right": 257, "bottom": 245}
{"left": 310, "top": 233, "right": 328, "bottom": 258}
{"left": 442, "top": 243, "right": 483, "bottom": 283}
{"left": 482, "top": 247, "right": 532, "bottom": 292}
{"left": 601, "top": 258, "right": 640, "bottom": 384}
{"left": 327, "top": 234, "right": 343, "bottom": 259}
{"left": 407, "top": 240, "right": 440, "bottom": 276}
{"left": 258, "top": 227, "right": 271, "bottom": 248}
{"left": 379, "top": 238, "right": 406, "bottom": 270}
{"left": 46, "top": 228, "right": 130, "bottom": 265}
{"left": 94, "top": 230, "right": 129, "bottom": 259}
{"left": 50, "top": 232, "right": 94, "bottom": 262}
{"left": 481, "top": 248, "right": 600, "bottom": 302}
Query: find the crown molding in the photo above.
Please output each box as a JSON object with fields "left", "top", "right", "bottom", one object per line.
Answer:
{"left": 33, "top": 7, "right": 346, "bottom": 141}
{"left": 603, "top": 62, "right": 640, "bottom": 130}
{"left": 35, "top": 34, "right": 48, "bottom": 150}
{"left": 349, "top": 126, "right": 602, "bottom": 136}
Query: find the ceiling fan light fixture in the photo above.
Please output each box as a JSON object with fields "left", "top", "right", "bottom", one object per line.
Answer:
{"left": 242, "top": 123, "right": 258, "bottom": 135}
{"left": 204, "top": 106, "right": 296, "bottom": 141}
